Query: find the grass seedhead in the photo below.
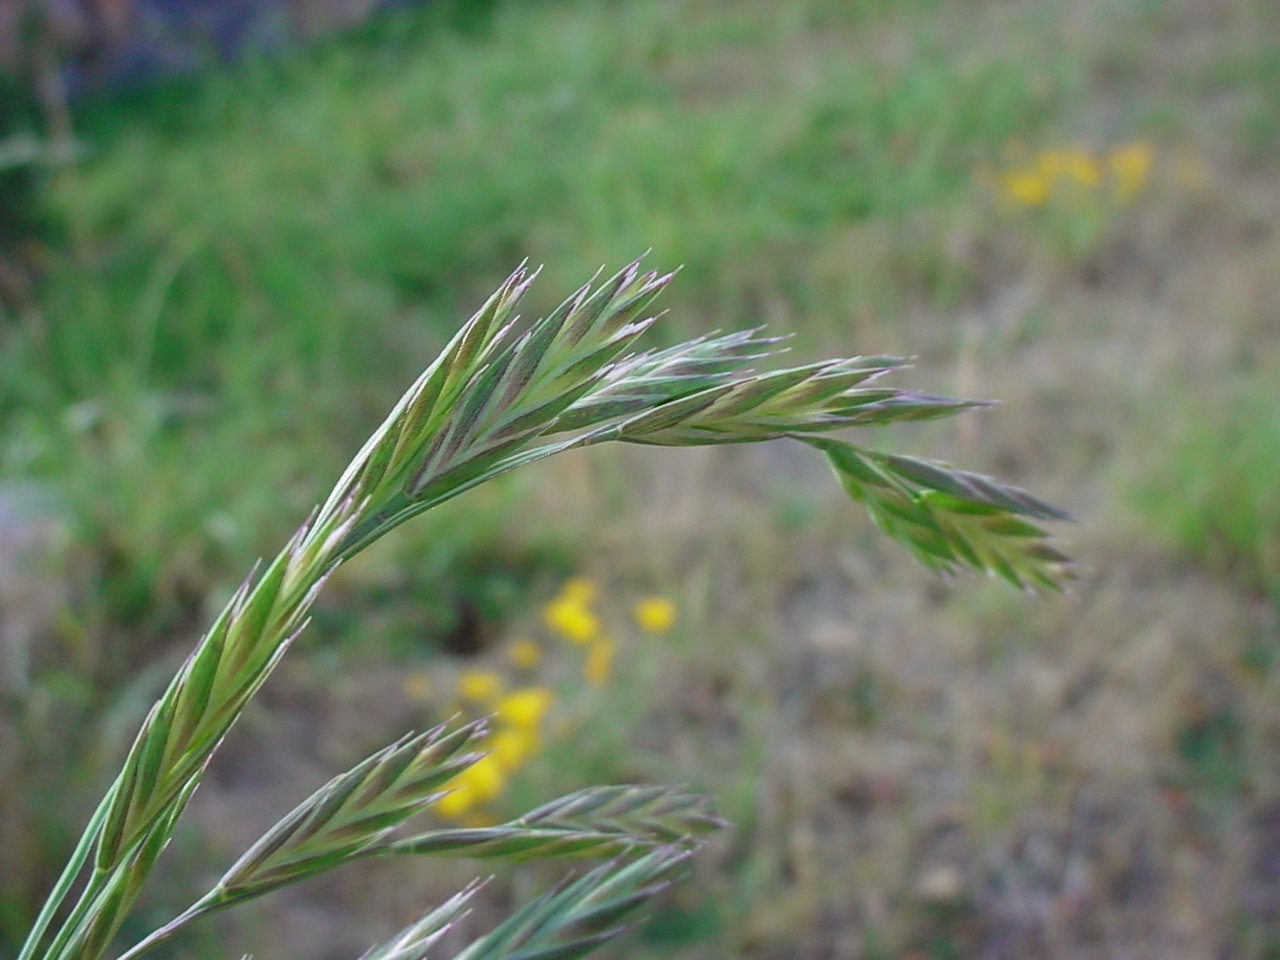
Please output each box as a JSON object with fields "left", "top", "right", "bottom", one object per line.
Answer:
{"left": 446, "top": 847, "right": 693, "bottom": 960}
{"left": 383, "top": 784, "right": 721, "bottom": 862}
{"left": 213, "top": 721, "right": 491, "bottom": 900}
{"left": 809, "top": 438, "right": 1075, "bottom": 588}
{"left": 359, "top": 884, "right": 485, "bottom": 960}
{"left": 22, "top": 259, "right": 1068, "bottom": 960}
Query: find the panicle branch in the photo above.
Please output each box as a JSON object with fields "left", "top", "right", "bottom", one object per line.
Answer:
{"left": 211, "top": 721, "right": 490, "bottom": 902}
{"left": 807, "top": 438, "right": 1074, "bottom": 588}
{"left": 359, "top": 884, "right": 485, "bottom": 960}
{"left": 111, "top": 722, "right": 491, "bottom": 960}
{"left": 447, "top": 846, "right": 693, "bottom": 960}
{"left": 382, "top": 784, "right": 724, "bottom": 861}
{"left": 24, "top": 257, "right": 1071, "bottom": 960}
{"left": 354, "top": 847, "right": 691, "bottom": 960}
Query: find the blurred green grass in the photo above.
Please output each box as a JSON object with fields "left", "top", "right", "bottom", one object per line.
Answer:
{"left": 1, "top": 0, "right": 1090, "bottom": 672}
{"left": 1138, "top": 370, "right": 1280, "bottom": 600}
{"left": 27, "top": 0, "right": 1071, "bottom": 395}
{"left": 3, "top": 0, "right": 1280, "bottom": 956}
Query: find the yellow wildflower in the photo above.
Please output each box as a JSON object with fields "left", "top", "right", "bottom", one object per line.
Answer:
{"left": 1060, "top": 151, "right": 1101, "bottom": 189}
{"left": 490, "top": 727, "right": 539, "bottom": 769}
{"left": 495, "top": 687, "right": 554, "bottom": 730}
{"left": 457, "top": 669, "right": 503, "bottom": 703}
{"left": 559, "top": 578, "right": 597, "bottom": 604}
{"left": 999, "top": 170, "right": 1050, "bottom": 208}
{"left": 435, "top": 782, "right": 475, "bottom": 818}
{"left": 508, "top": 637, "right": 543, "bottom": 670}
{"left": 435, "top": 754, "right": 507, "bottom": 819}
{"left": 634, "top": 596, "right": 676, "bottom": 633}
{"left": 458, "top": 754, "right": 506, "bottom": 803}
{"left": 1108, "top": 141, "right": 1153, "bottom": 202}
{"left": 584, "top": 639, "right": 616, "bottom": 687}
{"left": 544, "top": 596, "right": 600, "bottom": 644}
{"left": 402, "top": 670, "right": 433, "bottom": 703}
{"left": 995, "top": 146, "right": 1111, "bottom": 209}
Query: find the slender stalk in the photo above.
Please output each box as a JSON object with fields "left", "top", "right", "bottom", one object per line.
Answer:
{"left": 36, "top": 869, "right": 113, "bottom": 960}
{"left": 16, "top": 785, "right": 116, "bottom": 960}
{"left": 109, "top": 903, "right": 201, "bottom": 960}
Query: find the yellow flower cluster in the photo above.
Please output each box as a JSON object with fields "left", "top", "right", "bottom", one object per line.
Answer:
{"left": 543, "top": 578, "right": 600, "bottom": 645}
{"left": 991, "top": 140, "right": 1154, "bottom": 209}
{"left": 634, "top": 596, "right": 677, "bottom": 633}
{"left": 543, "top": 578, "right": 614, "bottom": 687}
{"left": 436, "top": 673, "right": 554, "bottom": 821}
{"left": 542, "top": 579, "right": 676, "bottom": 687}
{"left": 402, "top": 577, "right": 679, "bottom": 822}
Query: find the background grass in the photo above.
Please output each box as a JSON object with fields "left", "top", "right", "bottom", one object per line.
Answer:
{"left": 2, "top": 0, "right": 1280, "bottom": 956}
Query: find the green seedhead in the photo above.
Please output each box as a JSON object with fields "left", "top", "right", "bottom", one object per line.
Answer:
{"left": 176, "top": 722, "right": 490, "bottom": 910}
{"left": 18, "top": 260, "right": 1069, "bottom": 960}
{"left": 384, "top": 784, "right": 724, "bottom": 861}
{"left": 447, "top": 847, "right": 696, "bottom": 960}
